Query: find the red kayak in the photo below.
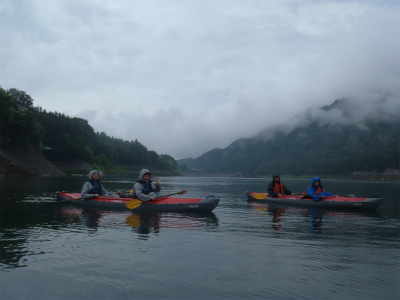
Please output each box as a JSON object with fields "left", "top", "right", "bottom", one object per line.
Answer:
{"left": 57, "top": 192, "right": 219, "bottom": 212}
{"left": 246, "top": 192, "right": 383, "bottom": 211}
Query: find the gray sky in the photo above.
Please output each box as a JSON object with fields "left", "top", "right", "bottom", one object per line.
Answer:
{"left": 1, "top": 0, "right": 399, "bottom": 159}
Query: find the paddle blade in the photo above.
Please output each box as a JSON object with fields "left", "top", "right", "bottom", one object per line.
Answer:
{"left": 178, "top": 190, "right": 187, "bottom": 195}
{"left": 126, "top": 199, "right": 142, "bottom": 209}
{"left": 253, "top": 193, "right": 268, "bottom": 200}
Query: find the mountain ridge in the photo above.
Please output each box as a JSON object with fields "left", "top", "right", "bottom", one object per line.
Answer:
{"left": 177, "top": 97, "right": 400, "bottom": 177}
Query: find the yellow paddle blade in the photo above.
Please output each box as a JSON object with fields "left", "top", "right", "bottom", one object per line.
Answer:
{"left": 178, "top": 190, "right": 187, "bottom": 195}
{"left": 126, "top": 199, "right": 142, "bottom": 209}
{"left": 253, "top": 193, "right": 268, "bottom": 200}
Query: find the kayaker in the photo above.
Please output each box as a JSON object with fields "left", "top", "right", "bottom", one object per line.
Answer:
{"left": 81, "top": 170, "right": 122, "bottom": 198}
{"left": 267, "top": 174, "right": 293, "bottom": 197}
{"left": 306, "top": 177, "right": 333, "bottom": 201}
{"left": 133, "top": 169, "right": 161, "bottom": 201}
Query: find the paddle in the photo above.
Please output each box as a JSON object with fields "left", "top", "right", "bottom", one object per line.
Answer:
{"left": 125, "top": 199, "right": 142, "bottom": 210}
{"left": 59, "top": 196, "right": 95, "bottom": 203}
{"left": 155, "top": 190, "right": 187, "bottom": 199}
{"left": 252, "top": 193, "right": 302, "bottom": 200}
{"left": 125, "top": 190, "right": 187, "bottom": 209}
{"left": 119, "top": 190, "right": 134, "bottom": 196}
{"left": 253, "top": 193, "right": 269, "bottom": 200}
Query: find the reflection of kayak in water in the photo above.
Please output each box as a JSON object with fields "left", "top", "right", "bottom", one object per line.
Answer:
{"left": 57, "top": 192, "right": 220, "bottom": 212}
{"left": 56, "top": 207, "right": 219, "bottom": 232}
{"left": 247, "top": 202, "right": 382, "bottom": 234}
{"left": 247, "top": 202, "right": 382, "bottom": 218}
{"left": 246, "top": 192, "right": 383, "bottom": 211}
{"left": 125, "top": 212, "right": 219, "bottom": 232}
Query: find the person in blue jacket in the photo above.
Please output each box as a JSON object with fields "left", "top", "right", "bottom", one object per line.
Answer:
{"left": 307, "top": 177, "right": 333, "bottom": 201}
{"left": 133, "top": 169, "right": 161, "bottom": 201}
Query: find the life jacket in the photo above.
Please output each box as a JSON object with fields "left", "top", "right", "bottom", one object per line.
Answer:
{"left": 273, "top": 183, "right": 284, "bottom": 194}
{"left": 314, "top": 187, "right": 324, "bottom": 195}
{"left": 142, "top": 181, "right": 153, "bottom": 195}
{"left": 89, "top": 181, "right": 102, "bottom": 195}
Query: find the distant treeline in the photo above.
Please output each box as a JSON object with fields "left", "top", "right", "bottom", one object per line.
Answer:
{"left": 0, "top": 87, "right": 178, "bottom": 174}
{"left": 179, "top": 99, "right": 400, "bottom": 177}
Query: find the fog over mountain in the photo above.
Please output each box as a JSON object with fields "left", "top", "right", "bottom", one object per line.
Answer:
{"left": 254, "top": 94, "right": 400, "bottom": 142}
{"left": 178, "top": 96, "right": 399, "bottom": 176}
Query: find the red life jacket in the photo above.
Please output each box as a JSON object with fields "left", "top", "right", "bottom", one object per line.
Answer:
{"left": 315, "top": 187, "right": 324, "bottom": 195}
{"left": 273, "top": 183, "right": 284, "bottom": 194}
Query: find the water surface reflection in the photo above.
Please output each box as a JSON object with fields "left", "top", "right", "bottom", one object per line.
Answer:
{"left": 247, "top": 201, "right": 383, "bottom": 236}
{"left": 1, "top": 176, "right": 398, "bottom": 300}
{"left": 56, "top": 206, "right": 219, "bottom": 234}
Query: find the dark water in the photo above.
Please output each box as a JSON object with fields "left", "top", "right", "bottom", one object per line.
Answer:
{"left": 0, "top": 176, "right": 399, "bottom": 300}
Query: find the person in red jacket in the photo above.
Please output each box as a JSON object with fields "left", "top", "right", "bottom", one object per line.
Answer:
{"left": 267, "top": 174, "right": 293, "bottom": 197}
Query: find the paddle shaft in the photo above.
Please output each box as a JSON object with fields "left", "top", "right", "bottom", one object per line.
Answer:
{"left": 155, "top": 190, "right": 187, "bottom": 199}
{"left": 252, "top": 192, "right": 304, "bottom": 200}
{"left": 126, "top": 190, "right": 187, "bottom": 209}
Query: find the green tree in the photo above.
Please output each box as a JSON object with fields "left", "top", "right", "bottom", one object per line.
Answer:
{"left": 1, "top": 87, "right": 44, "bottom": 148}
{"left": 7, "top": 88, "right": 34, "bottom": 111}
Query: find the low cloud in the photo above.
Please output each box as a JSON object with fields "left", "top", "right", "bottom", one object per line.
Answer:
{"left": 1, "top": 0, "right": 399, "bottom": 159}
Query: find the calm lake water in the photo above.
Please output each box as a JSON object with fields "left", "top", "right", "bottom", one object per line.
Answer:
{"left": 0, "top": 176, "right": 399, "bottom": 300}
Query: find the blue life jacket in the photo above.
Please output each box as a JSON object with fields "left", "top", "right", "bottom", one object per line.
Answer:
{"left": 142, "top": 181, "right": 152, "bottom": 195}
{"left": 89, "top": 181, "right": 102, "bottom": 195}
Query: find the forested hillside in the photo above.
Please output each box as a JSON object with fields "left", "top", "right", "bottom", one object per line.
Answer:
{"left": 0, "top": 87, "right": 178, "bottom": 174}
{"left": 2, "top": 86, "right": 398, "bottom": 178}
{"left": 178, "top": 98, "right": 400, "bottom": 177}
